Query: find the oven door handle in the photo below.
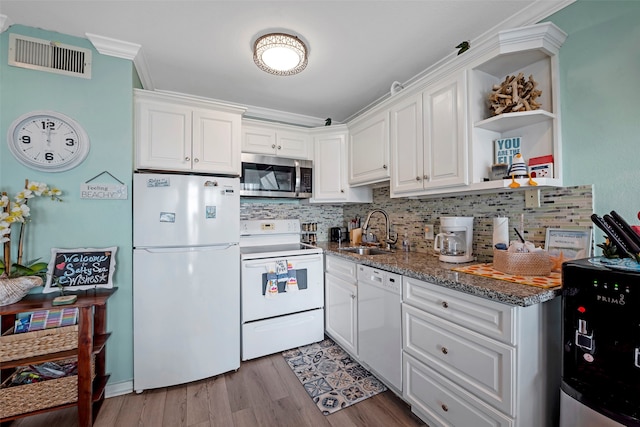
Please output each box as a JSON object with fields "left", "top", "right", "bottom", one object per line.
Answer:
{"left": 242, "top": 254, "right": 322, "bottom": 268}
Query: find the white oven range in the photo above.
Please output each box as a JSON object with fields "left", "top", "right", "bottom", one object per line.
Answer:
{"left": 240, "top": 219, "right": 324, "bottom": 360}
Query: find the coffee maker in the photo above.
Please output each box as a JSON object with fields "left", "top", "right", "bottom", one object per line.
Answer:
{"left": 433, "top": 216, "right": 474, "bottom": 263}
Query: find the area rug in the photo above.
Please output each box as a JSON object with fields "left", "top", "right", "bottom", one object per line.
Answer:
{"left": 453, "top": 263, "right": 562, "bottom": 288}
{"left": 282, "top": 337, "right": 387, "bottom": 415}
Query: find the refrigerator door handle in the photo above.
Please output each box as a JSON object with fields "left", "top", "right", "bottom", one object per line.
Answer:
{"left": 136, "top": 244, "right": 237, "bottom": 253}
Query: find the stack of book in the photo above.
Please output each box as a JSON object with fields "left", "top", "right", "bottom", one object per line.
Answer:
{"left": 14, "top": 308, "right": 78, "bottom": 334}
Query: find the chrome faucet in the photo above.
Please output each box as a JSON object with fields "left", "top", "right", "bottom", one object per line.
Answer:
{"left": 362, "top": 208, "right": 398, "bottom": 250}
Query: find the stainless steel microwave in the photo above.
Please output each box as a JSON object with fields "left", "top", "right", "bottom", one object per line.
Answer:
{"left": 240, "top": 153, "right": 313, "bottom": 198}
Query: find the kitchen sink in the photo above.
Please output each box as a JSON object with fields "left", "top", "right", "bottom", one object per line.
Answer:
{"left": 338, "top": 247, "right": 394, "bottom": 255}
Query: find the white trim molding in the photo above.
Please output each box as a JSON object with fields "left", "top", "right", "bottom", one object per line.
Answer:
{"left": 86, "top": 32, "right": 154, "bottom": 89}
{"left": 105, "top": 380, "right": 133, "bottom": 398}
{"left": 0, "top": 14, "right": 13, "bottom": 33}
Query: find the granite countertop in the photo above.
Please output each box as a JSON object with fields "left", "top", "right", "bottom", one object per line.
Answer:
{"left": 318, "top": 242, "right": 562, "bottom": 307}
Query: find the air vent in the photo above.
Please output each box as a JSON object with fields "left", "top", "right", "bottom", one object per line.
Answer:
{"left": 8, "top": 33, "right": 92, "bottom": 79}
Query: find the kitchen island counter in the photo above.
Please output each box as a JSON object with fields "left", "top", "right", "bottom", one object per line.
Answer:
{"left": 319, "top": 242, "right": 561, "bottom": 307}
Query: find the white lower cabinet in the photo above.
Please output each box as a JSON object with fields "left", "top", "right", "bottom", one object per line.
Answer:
{"left": 325, "top": 255, "right": 358, "bottom": 357}
{"left": 403, "top": 304, "right": 515, "bottom": 415}
{"left": 402, "top": 277, "right": 561, "bottom": 427}
{"left": 404, "top": 352, "right": 513, "bottom": 427}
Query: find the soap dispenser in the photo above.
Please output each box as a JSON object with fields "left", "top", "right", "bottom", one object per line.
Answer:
{"left": 402, "top": 233, "right": 411, "bottom": 252}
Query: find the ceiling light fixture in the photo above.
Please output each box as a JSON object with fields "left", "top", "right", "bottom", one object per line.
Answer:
{"left": 253, "top": 33, "right": 308, "bottom": 76}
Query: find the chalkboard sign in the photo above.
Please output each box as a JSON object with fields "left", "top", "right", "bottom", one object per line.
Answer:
{"left": 43, "top": 247, "right": 117, "bottom": 293}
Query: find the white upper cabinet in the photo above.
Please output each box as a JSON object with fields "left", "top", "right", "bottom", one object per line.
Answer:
{"left": 310, "top": 126, "right": 372, "bottom": 203}
{"left": 241, "top": 120, "right": 311, "bottom": 160}
{"left": 467, "top": 22, "right": 566, "bottom": 192}
{"left": 390, "top": 70, "right": 468, "bottom": 197}
{"left": 348, "top": 111, "right": 390, "bottom": 186}
{"left": 369, "top": 22, "right": 565, "bottom": 198}
{"left": 135, "top": 89, "right": 245, "bottom": 175}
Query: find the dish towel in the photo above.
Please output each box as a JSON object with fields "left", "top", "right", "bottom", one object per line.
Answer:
{"left": 264, "top": 261, "right": 299, "bottom": 298}
{"left": 265, "top": 263, "right": 279, "bottom": 298}
{"left": 286, "top": 261, "right": 299, "bottom": 292}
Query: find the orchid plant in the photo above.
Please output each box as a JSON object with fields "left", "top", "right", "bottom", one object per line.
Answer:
{"left": 1, "top": 180, "right": 62, "bottom": 279}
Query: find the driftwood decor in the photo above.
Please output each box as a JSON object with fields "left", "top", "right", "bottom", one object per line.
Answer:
{"left": 488, "top": 73, "right": 542, "bottom": 116}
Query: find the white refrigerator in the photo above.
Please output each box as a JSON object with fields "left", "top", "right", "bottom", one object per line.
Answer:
{"left": 133, "top": 173, "right": 240, "bottom": 392}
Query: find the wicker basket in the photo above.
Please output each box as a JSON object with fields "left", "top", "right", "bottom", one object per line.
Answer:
{"left": 0, "top": 357, "right": 94, "bottom": 419}
{"left": 493, "top": 249, "right": 551, "bottom": 276}
{"left": 0, "top": 325, "right": 78, "bottom": 363}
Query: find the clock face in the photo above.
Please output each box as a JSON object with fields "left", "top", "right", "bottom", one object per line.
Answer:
{"left": 7, "top": 110, "right": 90, "bottom": 172}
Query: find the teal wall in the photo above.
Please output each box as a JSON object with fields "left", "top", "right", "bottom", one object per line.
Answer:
{"left": 0, "top": 25, "right": 134, "bottom": 384}
{"left": 546, "top": 1, "right": 640, "bottom": 239}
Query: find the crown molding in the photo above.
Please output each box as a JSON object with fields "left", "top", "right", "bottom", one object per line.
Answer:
{"left": 243, "top": 105, "right": 329, "bottom": 128}
{"left": 0, "top": 14, "right": 13, "bottom": 33}
{"left": 344, "top": 0, "right": 576, "bottom": 124}
{"left": 86, "top": 32, "right": 153, "bottom": 89}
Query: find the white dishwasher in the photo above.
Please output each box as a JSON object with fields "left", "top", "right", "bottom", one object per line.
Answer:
{"left": 357, "top": 264, "right": 402, "bottom": 393}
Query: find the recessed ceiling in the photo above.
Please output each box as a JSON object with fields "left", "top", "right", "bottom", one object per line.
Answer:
{"left": 1, "top": 1, "right": 572, "bottom": 126}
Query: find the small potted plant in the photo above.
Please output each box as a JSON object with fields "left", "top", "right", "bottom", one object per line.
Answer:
{"left": 1, "top": 179, "right": 62, "bottom": 306}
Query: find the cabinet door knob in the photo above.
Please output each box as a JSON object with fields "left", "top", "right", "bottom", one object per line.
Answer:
{"left": 441, "top": 347, "right": 448, "bottom": 355}
{"left": 441, "top": 404, "right": 449, "bottom": 412}
{"left": 272, "top": 144, "right": 276, "bottom": 148}
{"left": 442, "top": 301, "right": 449, "bottom": 309}
{"left": 185, "top": 157, "right": 190, "bottom": 161}
{"left": 340, "top": 189, "right": 345, "bottom": 193}
{"left": 277, "top": 145, "right": 282, "bottom": 150}
{"left": 194, "top": 158, "right": 199, "bottom": 163}
{"left": 416, "top": 176, "right": 421, "bottom": 181}
{"left": 351, "top": 294, "right": 356, "bottom": 299}
{"left": 383, "top": 164, "right": 388, "bottom": 169}
{"left": 424, "top": 175, "right": 429, "bottom": 180}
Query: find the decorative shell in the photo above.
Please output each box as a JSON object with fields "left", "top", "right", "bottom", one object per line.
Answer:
{"left": 0, "top": 276, "right": 43, "bottom": 306}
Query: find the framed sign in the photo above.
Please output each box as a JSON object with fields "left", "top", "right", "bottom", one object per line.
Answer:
{"left": 545, "top": 228, "right": 592, "bottom": 272}
{"left": 43, "top": 247, "right": 117, "bottom": 293}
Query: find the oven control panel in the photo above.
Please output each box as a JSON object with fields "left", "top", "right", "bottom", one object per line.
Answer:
{"left": 240, "top": 219, "right": 301, "bottom": 236}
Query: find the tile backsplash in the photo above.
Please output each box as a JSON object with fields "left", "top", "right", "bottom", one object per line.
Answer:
{"left": 241, "top": 184, "right": 594, "bottom": 262}
{"left": 240, "top": 199, "right": 343, "bottom": 243}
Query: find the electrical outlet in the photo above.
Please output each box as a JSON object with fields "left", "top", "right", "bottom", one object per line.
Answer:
{"left": 525, "top": 189, "right": 541, "bottom": 208}
{"left": 424, "top": 224, "right": 434, "bottom": 240}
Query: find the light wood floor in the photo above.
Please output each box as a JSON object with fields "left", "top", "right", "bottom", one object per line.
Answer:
{"left": 12, "top": 352, "right": 426, "bottom": 427}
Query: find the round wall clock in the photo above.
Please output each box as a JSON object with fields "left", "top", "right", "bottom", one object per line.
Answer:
{"left": 7, "top": 110, "right": 90, "bottom": 172}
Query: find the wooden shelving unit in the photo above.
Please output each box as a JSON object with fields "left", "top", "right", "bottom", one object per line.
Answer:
{"left": 0, "top": 288, "right": 116, "bottom": 426}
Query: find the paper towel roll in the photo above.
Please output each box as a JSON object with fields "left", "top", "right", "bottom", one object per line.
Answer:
{"left": 493, "top": 217, "right": 509, "bottom": 247}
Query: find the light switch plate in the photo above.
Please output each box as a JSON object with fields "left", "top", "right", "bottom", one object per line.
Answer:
{"left": 525, "top": 189, "right": 541, "bottom": 208}
{"left": 424, "top": 224, "right": 434, "bottom": 240}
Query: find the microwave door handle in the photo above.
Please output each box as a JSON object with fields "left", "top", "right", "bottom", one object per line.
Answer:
{"left": 294, "top": 160, "right": 301, "bottom": 196}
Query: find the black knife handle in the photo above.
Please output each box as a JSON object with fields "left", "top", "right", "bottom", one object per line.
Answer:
{"left": 591, "top": 214, "right": 635, "bottom": 258}
{"left": 604, "top": 214, "right": 640, "bottom": 254}
{"left": 610, "top": 210, "right": 640, "bottom": 247}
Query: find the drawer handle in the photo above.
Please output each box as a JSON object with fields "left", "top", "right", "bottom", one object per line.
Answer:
{"left": 441, "top": 301, "right": 449, "bottom": 309}
{"left": 441, "top": 347, "right": 448, "bottom": 355}
{"left": 441, "top": 403, "right": 449, "bottom": 412}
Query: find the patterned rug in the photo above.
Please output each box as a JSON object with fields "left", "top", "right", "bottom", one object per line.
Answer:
{"left": 282, "top": 337, "right": 387, "bottom": 415}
